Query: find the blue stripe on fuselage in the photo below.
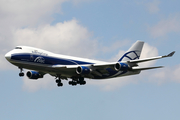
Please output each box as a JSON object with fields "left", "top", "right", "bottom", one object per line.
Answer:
{"left": 11, "top": 53, "right": 94, "bottom": 65}
{"left": 11, "top": 53, "right": 130, "bottom": 79}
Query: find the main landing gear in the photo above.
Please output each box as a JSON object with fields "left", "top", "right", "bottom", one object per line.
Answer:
{"left": 56, "top": 75, "right": 63, "bottom": 87}
{"left": 55, "top": 76, "right": 86, "bottom": 87}
{"left": 19, "top": 67, "right": 24, "bottom": 77}
{"left": 68, "top": 77, "right": 86, "bottom": 86}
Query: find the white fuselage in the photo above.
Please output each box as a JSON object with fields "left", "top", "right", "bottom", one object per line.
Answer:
{"left": 5, "top": 46, "right": 140, "bottom": 79}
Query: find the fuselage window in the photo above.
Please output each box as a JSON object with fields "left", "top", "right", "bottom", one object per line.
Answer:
{"left": 15, "top": 47, "right": 22, "bottom": 49}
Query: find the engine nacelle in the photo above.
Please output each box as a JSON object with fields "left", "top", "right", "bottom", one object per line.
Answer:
{"left": 114, "top": 63, "right": 129, "bottom": 71}
{"left": 26, "top": 71, "right": 43, "bottom": 79}
{"left": 76, "top": 66, "right": 91, "bottom": 75}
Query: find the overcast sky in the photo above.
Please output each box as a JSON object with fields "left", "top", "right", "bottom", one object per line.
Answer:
{"left": 1, "top": 0, "right": 180, "bottom": 120}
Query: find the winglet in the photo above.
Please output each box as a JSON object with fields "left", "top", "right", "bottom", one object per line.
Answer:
{"left": 167, "top": 51, "right": 175, "bottom": 57}
{"left": 163, "top": 51, "right": 175, "bottom": 58}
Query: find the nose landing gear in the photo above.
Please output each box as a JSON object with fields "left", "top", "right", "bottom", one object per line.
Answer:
{"left": 19, "top": 67, "right": 24, "bottom": 77}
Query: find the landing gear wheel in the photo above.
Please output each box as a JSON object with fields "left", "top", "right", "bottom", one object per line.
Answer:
{"left": 72, "top": 82, "right": 77, "bottom": 86}
{"left": 69, "top": 81, "right": 77, "bottom": 86}
{"left": 69, "top": 81, "right": 73, "bottom": 85}
{"left": 78, "top": 77, "right": 86, "bottom": 85}
{"left": 18, "top": 67, "right": 24, "bottom": 77}
{"left": 56, "top": 75, "right": 63, "bottom": 87}
{"left": 57, "top": 82, "right": 63, "bottom": 87}
{"left": 56, "top": 80, "right": 61, "bottom": 83}
{"left": 19, "top": 72, "right": 24, "bottom": 77}
{"left": 80, "top": 81, "right": 86, "bottom": 85}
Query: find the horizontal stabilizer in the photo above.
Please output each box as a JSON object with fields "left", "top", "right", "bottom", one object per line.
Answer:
{"left": 132, "top": 66, "right": 163, "bottom": 71}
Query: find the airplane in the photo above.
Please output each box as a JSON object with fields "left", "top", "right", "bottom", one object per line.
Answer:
{"left": 5, "top": 40, "right": 175, "bottom": 87}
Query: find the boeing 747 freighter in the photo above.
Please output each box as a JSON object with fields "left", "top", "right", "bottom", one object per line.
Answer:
{"left": 5, "top": 41, "right": 175, "bottom": 87}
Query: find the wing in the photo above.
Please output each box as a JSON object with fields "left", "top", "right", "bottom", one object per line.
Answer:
{"left": 127, "top": 51, "right": 175, "bottom": 64}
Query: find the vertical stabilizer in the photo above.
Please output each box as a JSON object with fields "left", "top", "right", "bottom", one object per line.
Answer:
{"left": 118, "top": 40, "right": 144, "bottom": 62}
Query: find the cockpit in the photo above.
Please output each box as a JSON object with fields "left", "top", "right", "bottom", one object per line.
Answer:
{"left": 15, "top": 47, "right": 22, "bottom": 49}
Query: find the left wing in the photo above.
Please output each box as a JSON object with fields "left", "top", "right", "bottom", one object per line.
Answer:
{"left": 127, "top": 51, "right": 175, "bottom": 64}
{"left": 131, "top": 66, "right": 163, "bottom": 71}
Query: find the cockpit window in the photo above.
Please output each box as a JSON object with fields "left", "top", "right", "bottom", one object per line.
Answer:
{"left": 15, "top": 47, "right": 22, "bottom": 49}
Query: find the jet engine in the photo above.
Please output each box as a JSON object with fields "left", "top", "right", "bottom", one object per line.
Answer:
{"left": 76, "top": 66, "right": 91, "bottom": 75}
{"left": 114, "top": 63, "right": 129, "bottom": 71}
{"left": 26, "top": 71, "right": 43, "bottom": 79}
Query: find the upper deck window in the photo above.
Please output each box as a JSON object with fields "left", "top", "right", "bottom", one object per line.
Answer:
{"left": 15, "top": 47, "right": 22, "bottom": 49}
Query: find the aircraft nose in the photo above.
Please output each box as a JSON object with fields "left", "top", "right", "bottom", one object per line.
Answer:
{"left": 5, "top": 52, "right": 11, "bottom": 61}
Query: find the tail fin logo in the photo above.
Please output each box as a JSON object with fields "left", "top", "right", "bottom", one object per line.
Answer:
{"left": 118, "top": 51, "right": 140, "bottom": 62}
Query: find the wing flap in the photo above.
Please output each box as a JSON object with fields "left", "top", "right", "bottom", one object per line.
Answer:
{"left": 92, "top": 62, "right": 116, "bottom": 68}
{"left": 52, "top": 65, "right": 80, "bottom": 69}
{"left": 132, "top": 66, "right": 163, "bottom": 71}
{"left": 91, "top": 71, "right": 103, "bottom": 77}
